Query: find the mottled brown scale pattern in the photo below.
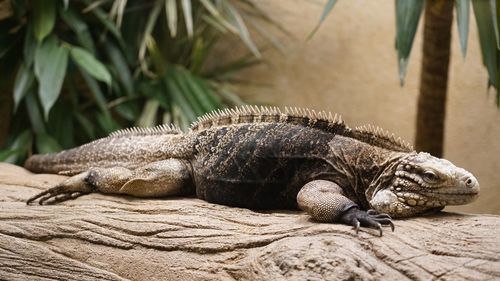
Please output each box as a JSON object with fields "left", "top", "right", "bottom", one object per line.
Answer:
{"left": 25, "top": 106, "right": 479, "bottom": 233}
{"left": 189, "top": 119, "right": 413, "bottom": 212}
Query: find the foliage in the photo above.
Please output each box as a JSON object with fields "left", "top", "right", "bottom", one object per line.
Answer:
{"left": 314, "top": 0, "right": 499, "bottom": 104}
{"left": 0, "top": 0, "right": 282, "bottom": 163}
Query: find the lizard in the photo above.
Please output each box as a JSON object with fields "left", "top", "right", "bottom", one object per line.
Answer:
{"left": 25, "top": 106, "right": 480, "bottom": 235}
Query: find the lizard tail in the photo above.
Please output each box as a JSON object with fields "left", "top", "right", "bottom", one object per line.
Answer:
{"left": 24, "top": 153, "right": 67, "bottom": 174}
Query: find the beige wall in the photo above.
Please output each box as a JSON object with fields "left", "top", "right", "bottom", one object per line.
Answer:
{"left": 235, "top": 0, "right": 500, "bottom": 214}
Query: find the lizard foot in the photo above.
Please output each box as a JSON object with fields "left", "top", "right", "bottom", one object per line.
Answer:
{"left": 341, "top": 207, "right": 395, "bottom": 236}
{"left": 26, "top": 187, "right": 89, "bottom": 205}
{"left": 26, "top": 172, "right": 94, "bottom": 205}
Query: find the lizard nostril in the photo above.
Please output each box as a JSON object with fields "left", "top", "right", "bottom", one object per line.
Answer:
{"left": 465, "top": 177, "right": 474, "bottom": 187}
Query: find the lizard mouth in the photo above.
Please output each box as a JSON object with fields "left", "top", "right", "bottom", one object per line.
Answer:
{"left": 390, "top": 185, "right": 478, "bottom": 207}
{"left": 398, "top": 190, "right": 478, "bottom": 207}
{"left": 422, "top": 191, "right": 479, "bottom": 198}
{"left": 422, "top": 190, "right": 478, "bottom": 205}
{"left": 392, "top": 174, "right": 479, "bottom": 206}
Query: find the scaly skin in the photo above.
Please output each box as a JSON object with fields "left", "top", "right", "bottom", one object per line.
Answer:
{"left": 25, "top": 106, "right": 480, "bottom": 235}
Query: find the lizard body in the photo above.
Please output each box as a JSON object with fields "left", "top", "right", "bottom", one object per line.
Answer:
{"left": 25, "top": 106, "right": 480, "bottom": 235}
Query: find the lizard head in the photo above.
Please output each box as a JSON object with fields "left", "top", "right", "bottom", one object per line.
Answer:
{"left": 370, "top": 152, "right": 479, "bottom": 218}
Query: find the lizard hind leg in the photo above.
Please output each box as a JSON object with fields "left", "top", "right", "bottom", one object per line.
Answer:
{"left": 27, "top": 159, "right": 192, "bottom": 205}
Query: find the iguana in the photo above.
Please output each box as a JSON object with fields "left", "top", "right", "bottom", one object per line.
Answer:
{"left": 25, "top": 106, "right": 479, "bottom": 235}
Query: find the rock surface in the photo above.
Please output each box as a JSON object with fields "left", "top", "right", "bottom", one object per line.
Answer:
{"left": 0, "top": 163, "right": 499, "bottom": 281}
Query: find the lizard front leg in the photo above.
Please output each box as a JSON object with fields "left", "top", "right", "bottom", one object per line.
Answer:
{"left": 27, "top": 159, "right": 192, "bottom": 205}
{"left": 297, "top": 180, "right": 394, "bottom": 236}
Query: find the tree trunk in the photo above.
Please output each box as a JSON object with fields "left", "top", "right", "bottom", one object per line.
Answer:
{"left": 415, "top": 0, "right": 454, "bottom": 157}
{"left": 1, "top": 162, "right": 499, "bottom": 281}
{"left": 0, "top": 74, "right": 13, "bottom": 148}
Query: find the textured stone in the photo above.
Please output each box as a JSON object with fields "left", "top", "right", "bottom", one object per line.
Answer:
{"left": 0, "top": 163, "right": 498, "bottom": 280}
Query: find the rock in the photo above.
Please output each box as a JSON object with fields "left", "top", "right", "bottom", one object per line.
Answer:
{"left": 0, "top": 163, "right": 498, "bottom": 280}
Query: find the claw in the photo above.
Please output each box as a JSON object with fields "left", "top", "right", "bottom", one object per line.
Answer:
{"left": 354, "top": 220, "right": 361, "bottom": 234}
{"left": 26, "top": 172, "right": 94, "bottom": 205}
{"left": 341, "top": 208, "right": 395, "bottom": 236}
{"left": 27, "top": 188, "right": 55, "bottom": 205}
{"left": 374, "top": 213, "right": 392, "bottom": 220}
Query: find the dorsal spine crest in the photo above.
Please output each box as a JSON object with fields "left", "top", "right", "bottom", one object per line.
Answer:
{"left": 109, "top": 124, "right": 182, "bottom": 137}
{"left": 190, "top": 105, "right": 412, "bottom": 152}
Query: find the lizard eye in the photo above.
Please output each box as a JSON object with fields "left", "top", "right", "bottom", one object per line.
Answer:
{"left": 423, "top": 171, "right": 439, "bottom": 183}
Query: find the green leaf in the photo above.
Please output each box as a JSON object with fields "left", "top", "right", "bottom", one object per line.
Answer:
{"left": 33, "top": 0, "right": 56, "bottom": 42}
{"left": 497, "top": 0, "right": 499, "bottom": 104}
{"left": 13, "top": 63, "right": 35, "bottom": 111}
{"left": 172, "top": 104, "right": 190, "bottom": 130}
{"left": 139, "top": 0, "right": 163, "bottom": 68}
{"left": 455, "top": 0, "right": 470, "bottom": 57}
{"left": 492, "top": 0, "right": 499, "bottom": 48}
{"left": 247, "top": 18, "right": 286, "bottom": 54}
{"left": 170, "top": 68, "right": 204, "bottom": 115}
{"left": 179, "top": 68, "right": 221, "bottom": 111}
{"left": 25, "top": 90, "right": 47, "bottom": 134}
{"left": 0, "top": 130, "right": 32, "bottom": 163}
{"left": 96, "top": 112, "right": 120, "bottom": 134}
{"left": 165, "top": 0, "right": 178, "bottom": 37}
{"left": 205, "top": 53, "right": 260, "bottom": 79}
{"left": 23, "top": 24, "right": 36, "bottom": 66}
{"left": 34, "top": 36, "right": 69, "bottom": 119}
{"left": 115, "top": 101, "right": 139, "bottom": 121}
{"left": 35, "top": 133, "right": 62, "bottom": 154}
{"left": 201, "top": 15, "right": 229, "bottom": 33}
{"left": 472, "top": 0, "right": 497, "bottom": 89}
{"left": 163, "top": 74, "right": 196, "bottom": 121}
{"left": 199, "top": 0, "right": 219, "bottom": 17}
{"left": 140, "top": 80, "right": 169, "bottom": 110}
{"left": 82, "top": 0, "right": 125, "bottom": 49}
{"left": 309, "top": 0, "right": 338, "bottom": 39}
{"left": 70, "top": 46, "right": 111, "bottom": 86}
{"left": 79, "top": 69, "right": 111, "bottom": 118}
{"left": 395, "top": 0, "right": 424, "bottom": 86}
{"left": 197, "top": 79, "right": 223, "bottom": 108}
{"left": 223, "top": 2, "right": 261, "bottom": 58}
{"left": 181, "top": 0, "right": 193, "bottom": 38}
{"left": 0, "top": 149, "right": 21, "bottom": 162}
{"left": 105, "top": 40, "right": 134, "bottom": 97}
{"left": 73, "top": 112, "right": 96, "bottom": 139}
{"left": 137, "top": 99, "right": 160, "bottom": 127}
{"left": 190, "top": 38, "right": 205, "bottom": 73}
{"left": 145, "top": 35, "right": 166, "bottom": 74}
{"left": 199, "top": 0, "right": 238, "bottom": 33}
{"left": 59, "top": 7, "right": 96, "bottom": 54}
{"left": 47, "top": 100, "right": 74, "bottom": 148}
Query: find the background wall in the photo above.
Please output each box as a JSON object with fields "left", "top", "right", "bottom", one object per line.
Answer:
{"left": 234, "top": 0, "right": 499, "bottom": 214}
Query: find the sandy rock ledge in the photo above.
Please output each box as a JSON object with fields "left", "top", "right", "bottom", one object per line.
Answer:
{"left": 0, "top": 163, "right": 498, "bottom": 281}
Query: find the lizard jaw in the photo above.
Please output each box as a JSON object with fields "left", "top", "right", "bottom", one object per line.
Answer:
{"left": 370, "top": 183, "right": 479, "bottom": 218}
{"left": 389, "top": 173, "right": 479, "bottom": 207}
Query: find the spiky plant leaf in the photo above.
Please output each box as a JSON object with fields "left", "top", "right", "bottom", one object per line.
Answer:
{"left": 472, "top": 0, "right": 497, "bottom": 91}
{"left": 309, "top": 0, "right": 338, "bottom": 39}
{"left": 395, "top": 0, "right": 424, "bottom": 86}
{"left": 455, "top": 0, "right": 470, "bottom": 57}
